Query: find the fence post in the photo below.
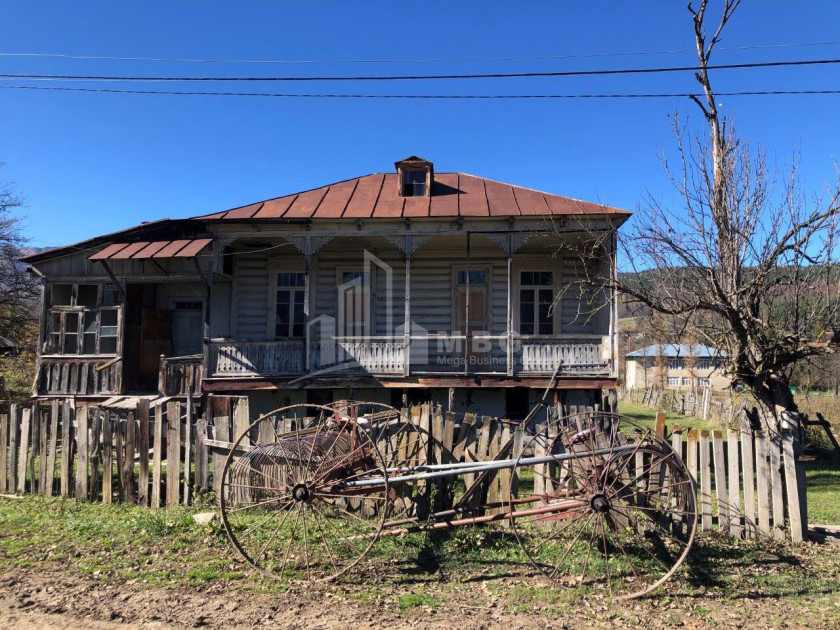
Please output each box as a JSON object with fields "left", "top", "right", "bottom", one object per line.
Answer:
{"left": 727, "top": 428, "right": 741, "bottom": 538}
{"left": 740, "top": 424, "right": 756, "bottom": 539}
{"left": 59, "top": 401, "right": 74, "bottom": 497}
{"left": 768, "top": 433, "right": 785, "bottom": 541}
{"left": 152, "top": 403, "right": 164, "bottom": 508}
{"left": 102, "top": 410, "right": 113, "bottom": 504}
{"left": 781, "top": 430, "right": 804, "bottom": 542}
{"left": 0, "top": 408, "right": 8, "bottom": 492}
{"left": 137, "top": 399, "right": 150, "bottom": 507}
{"left": 699, "top": 430, "right": 712, "bottom": 531}
{"left": 75, "top": 406, "right": 89, "bottom": 500}
{"left": 7, "top": 404, "right": 19, "bottom": 493}
{"left": 166, "top": 401, "right": 181, "bottom": 507}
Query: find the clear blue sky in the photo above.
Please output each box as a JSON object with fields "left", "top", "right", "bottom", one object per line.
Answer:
{"left": 1, "top": 1, "right": 838, "bottom": 248}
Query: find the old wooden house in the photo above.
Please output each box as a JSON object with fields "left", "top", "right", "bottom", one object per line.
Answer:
{"left": 22, "top": 157, "right": 629, "bottom": 418}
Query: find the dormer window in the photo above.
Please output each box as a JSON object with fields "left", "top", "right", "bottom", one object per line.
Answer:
{"left": 395, "top": 156, "right": 433, "bottom": 198}
{"left": 402, "top": 170, "right": 427, "bottom": 197}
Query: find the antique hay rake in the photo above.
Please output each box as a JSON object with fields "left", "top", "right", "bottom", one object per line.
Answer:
{"left": 219, "top": 397, "right": 697, "bottom": 600}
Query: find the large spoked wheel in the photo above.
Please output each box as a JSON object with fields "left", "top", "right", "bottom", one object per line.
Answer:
{"left": 219, "top": 403, "right": 390, "bottom": 582}
{"left": 510, "top": 412, "right": 697, "bottom": 599}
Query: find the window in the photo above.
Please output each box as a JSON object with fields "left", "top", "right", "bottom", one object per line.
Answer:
{"left": 275, "top": 272, "right": 306, "bottom": 338}
{"left": 667, "top": 358, "right": 685, "bottom": 370}
{"left": 402, "top": 170, "right": 427, "bottom": 197}
{"left": 696, "top": 358, "right": 711, "bottom": 370}
{"left": 45, "top": 283, "right": 121, "bottom": 356}
{"left": 454, "top": 267, "right": 489, "bottom": 339}
{"left": 667, "top": 377, "right": 680, "bottom": 386}
{"left": 698, "top": 377, "right": 711, "bottom": 386}
{"left": 519, "top": 271, "right": 554, "bottom": 335}
{"left": 682, "top": 377, "right": 692, "bottom": 386}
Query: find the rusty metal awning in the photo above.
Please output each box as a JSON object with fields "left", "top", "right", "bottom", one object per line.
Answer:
{"left": 89, "top": 238, "right": 212, "bottom": 261}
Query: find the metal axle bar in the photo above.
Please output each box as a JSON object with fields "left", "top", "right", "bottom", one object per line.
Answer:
{"left": 343, "top": 444, "right": 636, "bottom": 488}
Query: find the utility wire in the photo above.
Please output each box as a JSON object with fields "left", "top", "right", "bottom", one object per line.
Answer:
{"left": 1, "top": 40, "right": 838, "bottom": 64}
{"left": 3, "top": 85, "right": 839, "bottom": 99}
{"left": 1, "top": 57, "right": 839, "bottom": 83}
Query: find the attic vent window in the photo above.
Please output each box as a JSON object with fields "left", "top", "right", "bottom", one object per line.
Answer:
{"left": 402, "top": 170, "right": 427, "bottom": 197}
{"left": 395, "top": 156, "right": 433, "bottom": 198}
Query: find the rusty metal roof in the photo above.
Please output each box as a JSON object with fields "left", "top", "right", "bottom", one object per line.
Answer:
{"left": 194, "top": 173, "right": 630, "bottom": 221}
{"left": 88, "top": 238, "right": 212, "bottom": 261}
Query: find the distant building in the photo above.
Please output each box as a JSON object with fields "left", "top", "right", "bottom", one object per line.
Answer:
{"left": 624, "top": 343, "right": 729, "bottom": 391}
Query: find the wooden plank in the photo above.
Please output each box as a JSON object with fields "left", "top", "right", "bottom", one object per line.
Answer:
{"left": 754, "top": 431, "right": 771, "bottom": 536}
{"left": 59, "top": 402, "right": 73, "bottom": 496}
{"left": 37, "top": 406, "right": 49, "bottom": 495}
{"left": 44, "top": 400, "right": 60, "bottom": 497}
{"left": 507, "top": 423, "right": 525, "bottom": 517}
{"left": 166, "top": 401, "right": 181, "bottom": 507}
{"left": 727, "top": 429, "right": 741, "bottom": 538}
{"left": 712, "top": 431, "right": 729, "bottom": 532}
{"left": 452, "top": 413, "right": 475, "bottom": 462}
{"left": 431, "top": 406, "right": 445, "bottom": 511}
{"left": 75, "top": 406, "right": 89, "bottom": 500}
{"left": 122, "top": 411, "right": 136, "bottom": 504}
{"left": 654, "top": 410, "right": 666, "bottom": 441}
{"left": 232, "top": 396, "right": 250, "bottom": 446}
{"left": 781, "top": 431, "right": 804, "bottom": 542}
{"left": 137, "top": 399, "right": 150, "bottom": 507}
{"left": 686, "top": 429, "right": 698, "bottom": 498}
{"left": 151, "top": 404, "right": 164, "bottom": 508}
{"left": 740, "top": 426, "right": 756, "bottom": 539}
{"left": 16, "top": 409, "right": 30, "bottom": 494}
{"left": 768, "top": 433, "right": 785, "bottom": 541}
{"left": 102, "top": 411, "right": 113, "bottom": 504}
{"left": 7, "top": 405, "right": 19, "bottom": 493}
{"left": 182, "top": 389, "right": 193, "bottom": 506}
{"left": 699, "top": 430, "right": 712, "bottom": 531}
{"left": 0, "top": 411, "right": 7, "bottom": 493}
{"left": 30, "top": 403, "right": 41, "bottom": 494}
{"left": 532, "top": 422, "right": 546, "bottom": 497}
{"left": 496, "top": 423, "right": 513, "bottom": 519}
{"left": 212, "top": 411, "right": 231, "bottom": 500}
{"left": 87, "top": 408, "right": 101, "bottom": 502}
{"left": 194, "top": 407, "right": 209, "bottom": 491}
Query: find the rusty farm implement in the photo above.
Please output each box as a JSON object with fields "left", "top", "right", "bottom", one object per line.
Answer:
{"left": 218, "top": 394, "right": 697, "bottom": 600}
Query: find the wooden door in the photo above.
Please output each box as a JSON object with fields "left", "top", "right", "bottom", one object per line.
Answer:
{"left": 454, "top": 269, "right": 489, "bottom": 368}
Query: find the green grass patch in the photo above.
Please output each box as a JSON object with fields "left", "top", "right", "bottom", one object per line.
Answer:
{"left": 618, "top": 401, "right": 719, "bottom": 432}
{"left": 397, "top": 591, "right": 439, "bottom": 610}
{"left": 804, "top": 459, "right": 840, "bottom": 524}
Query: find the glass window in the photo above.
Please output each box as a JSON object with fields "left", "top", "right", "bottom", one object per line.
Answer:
{"left": 519, "top": 271, "right": 554, "bottom": 335}
{"left": 698, "top": 377, "right": 711, "bottom": 386}
{"left": 456, "top": 270, "right": 487, "bottom": 285}
{"left": 667, "top": 377, "right": 680, "bottom": 386}
{"left": 341, "top": 271, "right": 369, "bottom": 286}
{"left": 52, "top": 284, "right": 73, "bottom": 306}
{"left": 402, "top": 170, "right": 426, "bottom": 197}
{"left": 696, "top": 358, "right": 711, "bottom": 370}
{"left": 77, "top": 284, "right": 99, "bottom": 307}
{"left": 276, "top": 272, "right": 306, "bottom": 338}
{"left": 682, "top": 377, "right": 692, "bottom": 386}
{"left": 667, "top": 358, "right": 685, "bottom": 370}
{"left": 45, "top": 283, "right": 122, "bottom": 356}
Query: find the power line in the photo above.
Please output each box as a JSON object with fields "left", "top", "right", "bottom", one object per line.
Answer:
{"left": 1, "top": 41, "right": 838, "bottom": 65}
{"left": 1, "top": 57, "right": 839, "bottom": 83}
{"left": 3, "top": 84, "right": 838, "bottom": 99}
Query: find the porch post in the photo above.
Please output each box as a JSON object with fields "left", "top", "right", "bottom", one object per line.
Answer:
{"left": 305, "top": 235, "right": 312, "bottom": 373}
{"left": 202, "top": 259, "right": 214, "bottom": 384}
{"left": 506, "top": 233, "right": 514, "bottom": 377}
{"left": 403, "top": 235, "right": 411, "bottom": 377}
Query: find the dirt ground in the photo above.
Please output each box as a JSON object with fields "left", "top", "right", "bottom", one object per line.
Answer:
{"left": 1, "top": 564, "right": 839, "bottom": 630}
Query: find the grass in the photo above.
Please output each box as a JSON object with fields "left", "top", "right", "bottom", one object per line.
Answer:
{"left": 618, "top": 400, "right": 719, "bottom": 432}
{"left": 804, "top": 459, "right": 840, "bottom": 525}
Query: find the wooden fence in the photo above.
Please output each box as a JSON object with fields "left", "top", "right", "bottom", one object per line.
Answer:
{"left": 624, "top": 386, "right": 734, "bottom": 423}
{"left": 0, "top": 399, "right": 806, "bottom": 542}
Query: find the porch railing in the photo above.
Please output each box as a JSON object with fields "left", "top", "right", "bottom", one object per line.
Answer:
{"left": 208, "top": 339, "right": 304, "bottom": 376}
{"left": 158, "top": 354, "right": 203, "bottom": 397}
{"left": 206, "top": 335, "right": 610, "bottom": 379}
{"left": 37, "top": 356, "right": 123, "bottom": 396}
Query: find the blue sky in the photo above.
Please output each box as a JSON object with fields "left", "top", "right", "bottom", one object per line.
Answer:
{"left": 1, "top": 1, "right": 838, "bottom": 248}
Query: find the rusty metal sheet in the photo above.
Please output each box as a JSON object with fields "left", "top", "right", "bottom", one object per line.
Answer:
{"left": 174, "top": 238, "right": 213, "bottom": 258}
{"left": 109, "top": 241, "right": 151, "bottom": 259}
{"left": 402, "top": 195, "right": 430, "bottom": 218}
{"left": 223, "top": 202, "right": 264, "bottom": 220}
{"left": 457, "top": 174, "right": 490, "bottom": 216}
{"left": 429, "top": 173, "right": 459, "bottom": 217}
{"left": 255, "top": 194, "right": 297, "bottom": 218}
{"left": 131, "top": 241, "right": 171, "bottom": 259}
{"left": 371, "top": 174, "right": 404, "bottom": 217}
{"left": 314, "top": 180, "right": 358, "bottom": 218}
{"left": 512, "top": 186, "right": 551, "bottom": 216}
{"left": 89, "top": 243, "right": 132, "bottom": 261}
{"left": 152, "top": 240, "right": 192, "bottom": 258}
{"left": 485, "top": 179, "right": 520, "bottom": 217}
{"left": 343, "top": 174, "right": 384, "bottom": 218}
{"left": 284, "top": 187, "right": 329, "bottom": 218}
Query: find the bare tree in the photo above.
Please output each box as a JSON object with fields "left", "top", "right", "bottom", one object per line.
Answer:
{"left": 0, "top": 166, "right": 39, "bottom": 402}
{"left": 566, "top": 0, "right": 840, "bottom": 425}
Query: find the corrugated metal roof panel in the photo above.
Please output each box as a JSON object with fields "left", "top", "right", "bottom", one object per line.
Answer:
{"left": 191, "top": 170, "right": 631, "bottom": 221}
{"left": 152, "top": 240, "right": 192, "bottom": 258}
{"left": 109, "top": 242, "right": 151, "bottom": 260}
{"left": 175, "top": 238, "right": 213, "bottom": 258}
{"left": 89, "top": 243, "right": 133, "bottom": 261}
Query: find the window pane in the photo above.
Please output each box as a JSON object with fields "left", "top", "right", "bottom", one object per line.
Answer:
{"left": 519, "top": 300, "right": 534, "bottom": 334}
{"left": 101, "top": 309, "right": 118, "bottom": 327}
{"left": 63, "top": 333, "right": 77, "bottom": 354}
{"left": 103, "top": 286, "right": 120, "bottom": 306}
{"left": 100, "top": 337, "right": 117, "bottom": 354}
{"left": 51, "top": 312, "right": 61, "bottom": 331}
{"left": 520, "top": 271, "right": 533, "bottom": 286}
{"left": 457, "top": 270, "right": 487, "bottom": 285}
{"left": 65, "top": 313, "right": 79, "bottom": 333}
{"left": 342, "top": 271, "right": 369, "bottom": 285}
{"left": 85, "top": 314, "right": 98, "bottom": 334}
{"left": 83, "top": 333, "right": 96, "bottom": 354}
{"left": 292, "top": 292, "right": 306, "bottom": 337}
{"left": 52, "top": 284, "right": 72, "bottom": 306}
{"left": 77, "top": 285, "right": 98, "bottom": 307}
